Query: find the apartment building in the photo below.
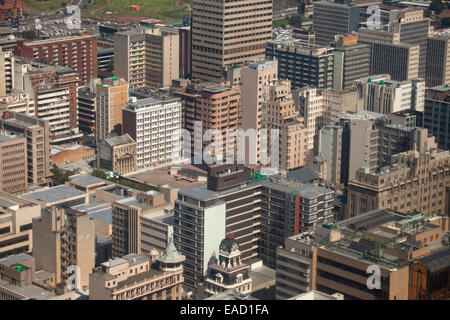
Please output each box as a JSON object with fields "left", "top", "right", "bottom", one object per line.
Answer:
{"left": 122, "top": 95, "right": 181, "bottom": 170}
{"left": 174, "top": 81, "right": 240, "bottom": 161}
{"left": 114, "top": 26, "right": 179, "bottom": 89}
{"left": 241, "top": 59, "right": 278, "bottom": 164}
{"left": 346, "top": 147, "right": 450, "bottom": 218}
{"left": 358, "top": 28, "right": 420, "bottom": 81}
{"left": 0, "top": 0, "right": 23, "bottom": 22}
{"left": 424, "top": 85, "right": 450, "bottom": 151}
{"left": 77, "top": 79, "right": 100, "bottom": 134}
{"left": 266, "top": 40, "right": 335, "bottom": 90}
{"left": 353, "top": 75, "right": 425, "bottom": 114}
{"left": 14, "top": 58, "right": 82, "bottom": 144}
{"left": 89, "top": 248, "right": 185, "bottom": 300}
{"left": 95, "top": 77, "right": 129, "bottom": 144}
{"left": 32, "top": 206, "right": 95, "bottom": 289}
{"left": 0, "top": 91, "right": 34, "bottom": 116}
{"left": 426, "top": 34, "right": 450, "bottom": 87}
{"left": 0, "top": 134, "right": 27, "bottom": 194}
{"left": 191, "top": 0, "right": 272, "bottom": 81}
{"left": 263, "top": 80, "right": 308, "bottom": 171}
{"left": 98, "top": 134, "right": 137, "bottom": 175}
{"left": 174, "top": 164, "right": 335, "bottom": 292}
{"left": 0, "top": 48, "right": 14, "bottom": 95}
{"left": 0, "top": 111, "right": 52, "bottom": 186}
{"left": 313, "top": 1, "right": 360, "bottom": 45}
{"left": 140, "top": 207, "right": 174, "bottom": 255}
{"left": 14, "top": 34, "right": 98, "bottom": 85}
{"left": 333, "top": 34, "right": 371, "bottom": 91}
{"left": 0, "top": 192, "right": 41, "bottom": 259}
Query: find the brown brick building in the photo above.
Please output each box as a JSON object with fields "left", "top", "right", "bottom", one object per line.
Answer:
{"left": 0, "top": 134, "right": 27, "bottom": 194}
{"left": 0, "top": 0, "right": 23, "bottom": 22}
{"left": 14, "top": 34, "right": 97, "bottom": 85}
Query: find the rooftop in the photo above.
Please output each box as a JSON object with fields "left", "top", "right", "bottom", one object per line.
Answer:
{"left": 0, "top": 279, "right": 57, "bottom": 300}
{"left": 114, "top": 197, "right": 151, "bottom": 210}
{"left": 0, "top": 253, "right": 32, "bottom": 267}
{"left": 0, "top": 134, "right": 24, "bottom": 143}
{"left": 22, "top": 185, "right": 85, "bottom": 204}
{"left": 103, "top": 134, "right": 135, "bottom": 147}
{"left": 69, "top": 174, "right": 108, "bottom": 187}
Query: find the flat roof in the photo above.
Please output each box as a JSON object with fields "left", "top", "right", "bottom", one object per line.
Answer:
{"left": 0, "top": 279, "right": 57, "bottom": 300}
{"left": 23, "top": 185, "right": 85, "bottom": 204}
{"left": 89, "top": 207, "right": 112, "bottom": 225}
{"left": 115, "top": 197, "right": 151, "bottom": 210}
{"left": 0, "top": 253, "right": 32, "bottom": 267}
{"left": 69, "top": 174, "right": 107, "bottom": 187}
{"left": 0, "top": 134, "right": 24, "bottom": 143}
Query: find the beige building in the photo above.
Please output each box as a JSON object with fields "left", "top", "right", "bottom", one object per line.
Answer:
{"left": 0, "top": 134, "right": 27, "bottom": 194}
{"left": 264, "top": 80, "right": 308, "bottom": 171}
{"left": 32, "top": 206, "right": 95, "bottom": 289}
{"left": 0, "top": 111, "right": 52, "bottom": 187}
{"left": 0, "top": 48, "right": 14, "bottom": 96}
{"left": 114, "top": 26, "right": 179, "bottom": 89}
{"left": 346, "top": 147, "right": 450, "bottom": 219}
{"left": 98, "top": 134, "right": 137, "bottom": 175}
{"left": 89, "top": 244, "right": 185, "bottom": 300}
{"left": 95, "top": 77, "right": 129, "bottom": 144}
{"left": 241, "top": 59, "right": 278, "bottom": 165}
{"left": 0, "top": 192, "right": 41, "bottom": 259}
{"left": 191, "top": 0, "right": 272, "bottom": 81}
{"left": 0, "top": 91, "right": 35, "bottom": 116}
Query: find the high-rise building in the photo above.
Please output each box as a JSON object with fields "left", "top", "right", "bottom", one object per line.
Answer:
{"left": 424, "top": 85, "right": 450, "bottom": 151}
{"left": 32, "top": 206, "right": 95, "bottom": 289}
{"left": 0, "top": 48, "right": 14, "bottom": 95}
{"left": 95, "top": 77, "right": 129, "bottom": 144}
{"left": 114, "top": 27, "right": 179, "bottom": 89}
{"left": 346, "top": 145, "right": 450, "bottom": 218}
{"left": 0, "top": 0, "right": 23, "bottom": 22}
{"left": 78, "top": 78, "right": 101, "bottom": 135}
{"left": 266, "top": 40, "right": 335, "bottom": 90}
{"left": 14, "top": 58, "right": 82, "bottom": 144}
{"left": 358, "top": 28, "right": 420, "bottom": 81}
{"left": 0, "top": 111, "right": 52, "bottom": 187}
{"left": 426, "top": 34, "right": 450, "bottom": 87}
{"left": 14, "top": 34, "right": 98, "bottom": 85}
{"left": 0, "top": 134, "right": 27, "bottom": 194}
{"left": 191, "top": 0, "right": 273, "bottom": 81}
{"left": 122, "top": 95, "right": 181, "bottom": 170}
{"left": 353, "top": 75, "right": 425, "bottom": 114}
{"left": 174, "top": 81, "right": 240, "bottom": 161}
{"left": 333, "top": 34, "right": 371, "bottom": 91}
{"left": 241, "top": 59, "right": 278, "bottom": 165}
{"left": 0, "top": 192, "right": 41, "bottom": 259}
{"left": 312, "top": 1, "right": 360, "bottom": 46}
{"left": 89, "top": 246, "right": 185, "bottom": 300}
{"left": 317, "top": 125, "right": 343, "bottom": 185}
{"left": 178, "top": 26, "right": 191, "bottom": 79}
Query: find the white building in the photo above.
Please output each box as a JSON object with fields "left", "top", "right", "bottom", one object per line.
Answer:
{"left": 122, "top": 95, "right": 181, "bottom": 170}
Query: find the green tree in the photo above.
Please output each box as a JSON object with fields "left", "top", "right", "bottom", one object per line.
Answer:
{"left": 288, "top": 15, "right": 303, "bottom": 28}
{"left": 429, "top": 0, "right": 445, "bottom": 14}
{"left": 50, "top": 165, "right": 75, "bottom": 185}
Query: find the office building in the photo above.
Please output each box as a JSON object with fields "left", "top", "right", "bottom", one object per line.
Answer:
{"left": 353, "top": 75, "right": 425, "bottom": 114}
{"left": 0, "top": 192, "right": 41, "bottom": 259}
{"left": 346, "top": 146, "right": 450, "bottom": 218}
{"left": 0, "top": 48, "right": 14, "bottom": 95}
{"left": 358, "top": 28, "right": 420, "bottom": 81}
{"left": 95, "top": 77, "right": 129, "bottom": 144}
{"left": 240, "top": 59, "right": 278, "bottom": 165}
{"left": 174, "top": 81, "right": 240, "bottom": 161}
{"left": 77, "top": 79, "right": 100, "bottom": 134}
{"left": 32, "top": 206, "right": 95, "bottom": 289}
{"left": 0, "top": 112, "right": 52, "bottom": 187}
{"left": 315, "top": 125, "right": 343, "bottom": 185}
{"left": 97, "top": 134, "right": 137, "bottom": 175}
{"left": 424, "top": 85, "right": 450, "bottom": 151}
{"left": 386, "top": 109, "right": 423, "bottom": 128}
{"left": 266, "top": 40, "right": 334, "bottom": 90}
{"left": 114, "top": 26, "right": 179, "bottom": 89}
{"left": 178, "top": 26, "right": 191, "bottom": 79}
{"left": 333, "top": 34, "right": 371, "bottom": 91}
{"left": 191, "top": 0, "right": 272, "bottom": 81}
{"left": 14, "top": 58, "right": 82, "bottom": 144}
{"left": 0, "top": 134, "right": 27, "bottom": 194}
{"left": 140, "top": 207, "right": 174, "bottom": 255}
{"left": 122, "top": 95, "right": 181, "bottom": 170}
{"left": 426, "top": 34, "right": 450, "bottom": 87}
{"left": 312, "top": 1, "right": 360, "bottom": 45}
{"left": 14, "top": 34, "right": 98, "bottom": 85}
{"left": 97, "top": 48, "right": 114, "bottom": 72}
{"left": 89, "top": 246, "right": 185, "bottom": 300}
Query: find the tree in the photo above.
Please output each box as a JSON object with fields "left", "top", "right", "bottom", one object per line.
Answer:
{"left": 429, "top": 0, "right": 445, "bottom": 14}
{"left": 50, "top": 165, "right": 75, "bottom": 185}
{"left": 288, "top": 15, "right": 303, "bottom": 28}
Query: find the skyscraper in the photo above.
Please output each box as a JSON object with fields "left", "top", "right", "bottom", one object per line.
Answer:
{"left": 191, "top": 0, "right": 273, "bottom": 81}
